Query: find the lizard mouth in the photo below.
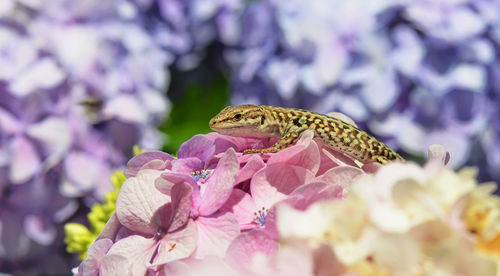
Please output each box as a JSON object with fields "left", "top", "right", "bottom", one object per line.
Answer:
{"left": 211, "top": 123, "right": 258, "bottom": 130}
{"left": 210, "top": 123, "right": 262, "bottom": 136}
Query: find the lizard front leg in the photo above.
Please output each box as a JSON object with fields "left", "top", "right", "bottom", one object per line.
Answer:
{"left": 243, "top": 131, "right": 300, "bottom": 154}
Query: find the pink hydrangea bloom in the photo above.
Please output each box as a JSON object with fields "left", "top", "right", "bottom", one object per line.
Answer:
{"left": 74, "top": 130, "right": 416, "bottom": 275}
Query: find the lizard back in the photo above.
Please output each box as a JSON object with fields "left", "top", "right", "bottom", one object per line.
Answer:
{"left": 260, "top": 106, "right": 404, "bottom": 164}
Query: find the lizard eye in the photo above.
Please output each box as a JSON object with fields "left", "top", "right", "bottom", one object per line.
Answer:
{"left": 234, "top": 114, "right": 242, "bottom": 120}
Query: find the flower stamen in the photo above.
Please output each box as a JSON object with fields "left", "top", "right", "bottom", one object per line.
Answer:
{"left": 190, "top": 169, "right": 211, "bottom": 183}
{"left": 254, "top": 206, "right": 269, "bottom": 227}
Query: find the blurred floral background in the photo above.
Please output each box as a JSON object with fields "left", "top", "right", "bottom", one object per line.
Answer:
{"left": 0, "top": 0, "right": 499, "bottom": 274}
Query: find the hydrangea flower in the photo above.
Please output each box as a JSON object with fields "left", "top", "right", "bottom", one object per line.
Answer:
{"left": 0, "top": 1, "right": 170, "bottom": 273}
{"left": 154, "top": 143, "right": 499, "bottom": 275}
{"left": 225, "top": 0, "right": 500, "bottom": 185}
{"left": 265, "top": 159, "right": 500, "bottom": 275}
{"left": 73, "top": 125, "right": 441, "bottom": 274}
{"left": 130, "top": 0, "right": 244, "bottom": 70}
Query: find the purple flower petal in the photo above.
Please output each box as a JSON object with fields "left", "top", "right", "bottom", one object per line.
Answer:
{"left": 0, "top": 211, "right": 30, "bottom": 259}
{"left": 23, "top": 214, "right": 56, "bottom": 245}
{"left": 178, "top": 135, "right": 215, "bottom": 164}
{"left": 0, "top": 107, "right": 22, "bottom": 135}
{"left": 9, "top": 135, "right": 40, "bottom": 184}
{"left": 168, "top": 182, "right": 193, "bottom": 232}
{"left": 26, "top": 117, "right": 71, "bottom": 170}
{"left": 171, "top": 157, "right": 204, "bottom": 174}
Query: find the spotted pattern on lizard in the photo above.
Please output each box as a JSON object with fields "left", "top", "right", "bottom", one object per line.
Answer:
{"left": 209, "top": 105, "right": 404, "bottom": 164}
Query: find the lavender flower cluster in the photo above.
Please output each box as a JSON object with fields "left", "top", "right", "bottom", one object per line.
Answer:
{"left": 0, "top": 0, "right": 170, "bottom": 272}
{"left": 0, "top": 0, "right": 246, "bottom": 273}
{"left": 226, "top": 0, "right": 500, "bottom": 183}
{"left": 130, "top": 0, "right": 243, "bottom": 70}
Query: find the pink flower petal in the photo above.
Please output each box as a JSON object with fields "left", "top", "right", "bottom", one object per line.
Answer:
{"left": 178, "top": 135, "right": 215, "bottom": 164}
{"left": 100, "top": 254, "right": 130, "bottom": 276}
{"left": 316, "top": 166, "right": 364, "bottom": 188}
{"left": 427, "top": 144, "right": 450, "bottom": 165}
{"left": 317, "top": 143, "right": 358, "bottom": 175}
{"left": 425, "top": 144, "right": 450, "bottom": 176}
{"left": 106, "top": 235, "right": 157, "bottom": 275}
{"left": 206, "top": 132, "right": 277, "bottom": 155}
{"left": 261, "top": 205, "right": 280, "bottom": 240}
{"left": 288, "top": 181, "right": 344, "bottom": 210}
{"left": 361, "top": 162, "right": 383, "bottom": 173}
{"left": 235, "top": 154, "right": 265, "bottom": 185}
{"left": 96, "top": 214, "right": 121, "bottom": 241}
{"left": 205, "top": 132, "right": 242, "bottom": 152}
{"left": 251, "top": 164, "right": 316, "bottom": 209}
{"left": 168, "top": 182, "right": 193, "bottom": 232}
{"left": 225, "top": 230, "right": 278, "bottom": 268}
{"left": 171, "top": 157, "right": 204, "bottom": 174}
{"left": 114, "top": 226, "right": 135, "bottom": 241}
{"left": 267, "top": 130, "right": 320, "bottom": 174}
{"left": 220, "top": 188, "right": 258, "bottom": 230}
{"left": 313, "top": 244, "right": 345, "bottom": 276}
{"left": 163, "top": 256, "right": 239, "bottom": 275}
{"left": 199, "top": 148, "right": 239, "bottom": 216}
{"left": 252, "top": 242, "right": 314, "bottom": 276}
{"left": 194, "top": 212, "right": 240, "bottom": 258}
{"left": 9, "top": 135, "right": 40, "bottom": 184}
{"left": 79, "top": 238, "right": 113, "bottom": 276}
{"left": 153, "top": 219, "right": 198, "bottom": 266}
{"left": 156, "top": 172, "right": 197, "bottom": 195}
{"left": 116, "top": 169, "right": 170, "bottom": 235}
{"left": 125, "top": 151, "right": 174, "bottom": 177}
{"left": 161, "top": 260, "right": 191, "bottom": 275}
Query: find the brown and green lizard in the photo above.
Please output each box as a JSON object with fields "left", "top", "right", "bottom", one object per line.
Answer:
{"left": 209, "top": 105, "right": 404, "bottom": 164}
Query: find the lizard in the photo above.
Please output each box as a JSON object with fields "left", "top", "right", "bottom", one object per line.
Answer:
{"left": 209, "top": 104, "right": 404, "bottom": 164}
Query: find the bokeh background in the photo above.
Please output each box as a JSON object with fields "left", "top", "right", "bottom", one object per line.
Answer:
{"left": 0, "top": 0, "right": 499, "bottom": 274}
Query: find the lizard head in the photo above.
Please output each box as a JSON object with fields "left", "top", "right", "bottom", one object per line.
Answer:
{"left": 209, "top": 105, "right": 276, "bottom": 137}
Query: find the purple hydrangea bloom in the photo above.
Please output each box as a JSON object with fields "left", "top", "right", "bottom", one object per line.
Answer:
{"left": 226, "top": 0, "right": 500, "bottom": 184}
{"left": 131, "top": 0, "right": 243, "bottom": 70}
{"left": 0, "top": 1, "right": 170, "bottom": 273}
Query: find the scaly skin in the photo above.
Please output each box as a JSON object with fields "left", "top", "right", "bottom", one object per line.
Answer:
{"left": 209, "top": 105, "right": 404, "bottom": 164}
